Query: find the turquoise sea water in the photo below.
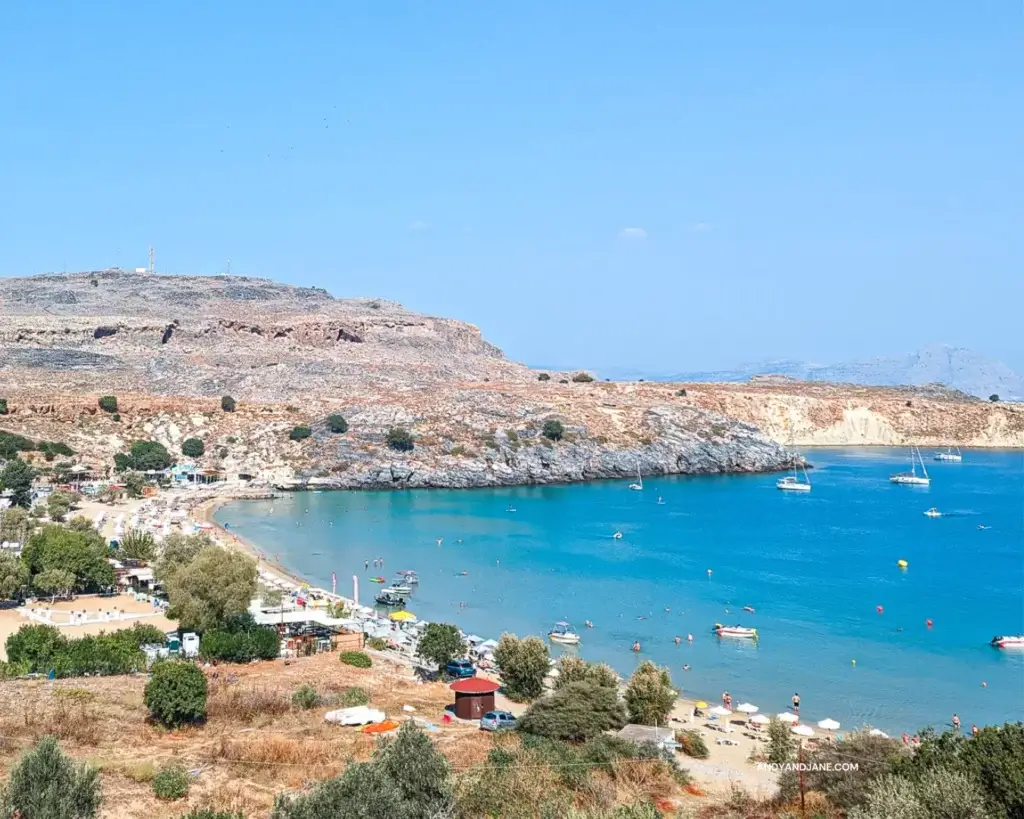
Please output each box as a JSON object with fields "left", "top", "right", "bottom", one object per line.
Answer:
{"left": 217, "top": 447, "right": 1024, "bottom": 735}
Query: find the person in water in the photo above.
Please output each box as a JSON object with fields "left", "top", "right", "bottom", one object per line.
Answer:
{"left": 674, "top": 636, "right": 681, "bottom": 645}
{"left": 952, "top": 714, "right": 961, "bottom": 732}
{"left": 631, "top": 641, "right": 641, "bottom": 652}
{"left": 792, "top": 693, "right": 801, "bottom": 713}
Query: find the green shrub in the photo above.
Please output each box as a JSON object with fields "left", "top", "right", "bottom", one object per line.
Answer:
{"left": 144, "top": 661, "right": 208, "bottom": 727}
{"left": 990, "top": 394, "right": 1000, "bottom": 402}
{"left": 181, "top": 437, "right": 205, "bottom": 458}
{"left": 112, "top": 413, "right": 121, "bottom": 422}
{"left": 113, "top": 440, "right": 173, "bottom": 472}
{"left": 289, "top": 426, "right": 312, "bottom": 442}
{"left": 558, "top": 379, "right": 568, "bottom": 384}
{"left": 98, "top": 395, "right": 118, "bottom": 413}
{"left": 537, "top": 373, "right": 550, "bottom": 382}
{"left": 291, "top": 685, "right": 320, "bottom": 709}
{"left": 676, "top": 389, "right": 687, "bottom": 397}
{"left": 221, "top": 395, "right": 236, "bottom": 412}
{"left": 365, "top": 636, "right": 388, "bottom": 651}
{"left": 624, "top": 661, "right": 676, "bottom": 725}
{"left": 183, "top": 810, "right": 243, "bottom": 819}
{"left": 0, "top": 398, "right": 8, "bottom": 414}
{"left": 217, "top": 446, "right": 228, "bottom": 459}
{"left": 341, "top": 686, "right": 370, "bottom": 707}
{"left": 676, "top": 729, "right": 709, "bottom": 759}
{"left": 199, "top": 627, "right": 280, "bottom": 662}
{"left": 571, "top": 372, "right": 595, "bottom": 383}
{"left": 519, "top": 682, "right": 627, "bottom": 742}
{"left": 152, "top": 762, "right": 190, "bottom": 800}
{"left": 226, "top": 436, "right": 237, "bottom": 444}
{"left": 326, "top": 414, "right": 349, "bottom": 433}
{"left": 542, "top": 420, "right": 565, "bottom": 441}
{"left": 493, "top": 634, "right": 549, "bottom": 702}
{"left": 3, "top": 736, "right": 101, "bottom": 819}
{"left": 385, "top": 427, "right": 414, "bottom": 452}
{"left": 340, "top": 650, "right": 372, "bottom": 669}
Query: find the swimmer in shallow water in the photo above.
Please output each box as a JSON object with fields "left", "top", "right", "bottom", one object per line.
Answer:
{"left": 632, "top": 641, "right": 641, "bottom": 652}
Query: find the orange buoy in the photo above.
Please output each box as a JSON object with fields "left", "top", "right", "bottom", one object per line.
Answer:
{"left": 876, "top": 605, "right": 884, "bottom": 614}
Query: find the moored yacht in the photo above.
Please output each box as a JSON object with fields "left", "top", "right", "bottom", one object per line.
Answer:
{"left": 890, "top": 446, "right": 930, "bottom": 485}
{"left": 934, "top": 446, "right": 963, "bottom": 463}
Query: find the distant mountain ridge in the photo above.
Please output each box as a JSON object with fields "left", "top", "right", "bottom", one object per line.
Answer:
{"left": 605, "top": 344, "right": 1024, "bottom": 401}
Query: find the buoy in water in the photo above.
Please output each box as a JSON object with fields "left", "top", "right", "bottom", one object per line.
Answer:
{"left": 897, "top": 559, "right": 908, "bottom": 568}
{"left": 876, "top": 605, "right": 884, "bottom": 614}
{"left": 852, "top": 659, "right": 856, "bottom": 666}
{"left": 925, "top": 619, "right": 933, "bottom": 628}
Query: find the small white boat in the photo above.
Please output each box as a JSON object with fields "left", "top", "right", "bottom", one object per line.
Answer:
{"left": 383, "top": 584, "right": 412, "bottom": 595}
{"left": 991, "top": 635, "right": 1024, "bottom": 649}
{"left": 629, "top": 463, "right": 643, "bottom": 491}
{"left": 890, "top": 445, "right": 930, "bottom": 485}
{"left": 934, "top": 446, "right": 963, "bottom": 463}
{"left": 612, "top": 531, "right": 623, "bottom": 539}
{"left": 548, "top": 621, "right": 581, "bottom": 645}
{"left": 714, "top": 623, "right": 758, "bottom": 639}
{"left": 924, "top": 507, "right": 942, "bottom": 518}
{"left": 776, "top": 475, "right": 811, "bottom": 492}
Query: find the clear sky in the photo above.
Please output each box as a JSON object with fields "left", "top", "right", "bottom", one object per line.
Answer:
{"left": 1, "top": 2, "right": 1021, "bottom": 372}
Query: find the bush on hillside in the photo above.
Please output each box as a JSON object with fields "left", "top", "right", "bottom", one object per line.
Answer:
{"left": 571, "top": 372, "right": 595, "bottom": 383}
{"left": 0, "top": 397, "right": 8, "bottom": 414}
{"left": 221, "top": 395, "right": 236, "bottom": 412}
{"left": 624, "top": 661, "right": 676, "bottom": 725}
{"left": 98, "top": 395, "right": 118, "bottom": 413}
{"left": 2, "top": 736, "right": 101, "bottom": 819}
{"left": 342, "top": 686, "right": 370, "bottom": 707}
{"left": 289, "top": 425, "right": 312, "bottom": 441}
{"left": 676, "top": 729, "right": 709, "bottom": 759}
{"left": 519, "top": 682, "right": 627, "bottom": 742}
{"left": 340, "top": 651, "right": 372, "bottom": 669}
{"left": 113, "top": 440, "right": 173, "bottom": 472}
{"left": 291, "top": 685, "right": 320, "bottom": 710}
{"left": 199, "top": 627, "right": 280, "bottom": 662}
{"left": 554, "top": 656, "right": 619, "bottom": 690}
{"left": 990, "top": 394, "right": 1000, "bottom": 402}
{"left": 542, "top": 420, "right": 564, "bottom": 441}
{"left": 676, "top": 389, "right": 687, "bottom": 397}
{"left": 326, "top": 414, "right": 349, "bottom": 433}
{"left": 537, "top": 373, "right": 550, "bottom": 381}
{"left": 181, "top": 437, "right": 205, "bottom": 458}
{"left": 385, "top": 427, "right": 414, "bottom": 452}
{"left": 152, "top": 762, "right": 190, "bottom": 800}
{"left": 144, "top": 661, "right": 209, "bottom": 727}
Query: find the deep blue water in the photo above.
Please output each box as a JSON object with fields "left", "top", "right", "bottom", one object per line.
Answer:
{"left": 217, "top": 448, "right": 1024, "bottom": 735}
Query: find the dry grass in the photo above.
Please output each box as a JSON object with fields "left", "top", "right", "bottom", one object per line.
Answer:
{"left": 207, "top": 683, "right": 291, "bottom": 724}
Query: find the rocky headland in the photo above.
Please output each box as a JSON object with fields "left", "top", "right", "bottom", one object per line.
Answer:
{"left": 1, "top": 270, "right": 1020, "bottom": 489}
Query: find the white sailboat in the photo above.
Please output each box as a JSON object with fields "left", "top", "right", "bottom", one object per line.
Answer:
{"left": 628, "top": 462, "right": 643, "bottom": 491}
{"left": 934, "top": 446, "right": 963, "bottom": 463}
{"left": 890, "top": 445, "right": 930, "bottom": 486}
{"left": 776, "top": 459, "right": 811, "bottom": 492}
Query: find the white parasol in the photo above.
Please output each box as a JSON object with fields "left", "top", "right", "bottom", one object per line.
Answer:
{"left": 792, "top": 724, "right": 815, "bottom": 737}
{"left": 868, "top": 728, "right": 890, "bottom": 738}
{"left": 709, "top": 705, "right": 733, "bottom": 717}
{"left": 749, "top": 713, "right": 771, "bottom": 725}
{"left": 776, "top": 712, "right": 800, "bottom": 723}
{"left": 735, "top": 702, "right": 759, "bottom": 714}
{"left": 817, "top": 718, "right": 841, "bottom": 731}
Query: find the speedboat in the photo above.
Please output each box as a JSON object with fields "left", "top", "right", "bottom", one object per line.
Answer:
{"left": 397, "top": 570, "right": 419, "bottom": 585}
{"left": 714, "top": 623, "right": 758, "bottom": 639}
{"left": 548, "top": 621, "right": 581, "bottom": 645}
{"left": 383, "top": 583, "right": 412, "bottom": 595}
{"left": 991, "top": 635, "right": 1024, "bottom": 649}
{"left": 934, "top": 446, "right": 963, "bottom": 462}
{"left": 924, "top": 507, "right": 942, "bottom": 518}
{"left": 612, "top": 531, "right": 623, "bottom": 539}
{"left": 374, "top": 592, "right": 406, "bottom": 608}
{"left": 776, "top": 475, "right": 811, "bottom": 492}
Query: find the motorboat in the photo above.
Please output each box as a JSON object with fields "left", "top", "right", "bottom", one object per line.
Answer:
{"left": 934, "top": 446, "right": 963, "bottom": 463}
{"left": 890, "top": 445, "right": 930, "bottom": 485}
{"left": 548, "top": 621, "right": 581, "bottom": 645}
{"left": 924, "top": 507, "right": 942, "bottom": 518}
{"left": 383, "top": 583, "right": 412, "bottom": 595}
{"left": 990, "top": 635, "right": 1024, "bottom": 649}
{"left": 612, "top": 531, "right": 623, "bottom": 539}
{"left": 397, "top": 570, "right": 419, "bottom": 585}
{"left": 374, "top": 592, "right": 406, "bottom": 608}
{"left": 714, "top": 623, "right": 758, "bottom": 639}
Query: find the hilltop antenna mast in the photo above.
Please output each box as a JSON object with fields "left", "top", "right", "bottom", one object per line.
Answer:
{"left": 148, "top": 246, "right": 155, "bottom": 274}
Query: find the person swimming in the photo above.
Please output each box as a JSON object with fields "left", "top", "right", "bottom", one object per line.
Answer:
{"left": 631, "top": 641, "right": 641, "bottom": 652}
{"left": 585, "top": 620, "right": 594, "bottom": 628}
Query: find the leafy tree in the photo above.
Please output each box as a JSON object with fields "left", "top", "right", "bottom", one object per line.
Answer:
{"left": 98, "top": 395, "right": 118, "bottom": 413}
{"left": 326, "top": 414, "right": 349, "bottom": 433}
{"left": 624, "top": 661, "right": 676, "bottom": 725}
{"left": 0, "top": 552, "right": 29, "bottom": 600}
{"left": 33, "top": 568, "right": 76, "bottom": 601}
{"left": 144, "top": 661, "right": 208, "bottom": 728}
{"left": 554, "top": 656, "right": 619, "bottom": 690}
{"left": 0, "top": 430, "right": 36, "bottom": 458}
{"left": 181, "top": 437, "right": 205, "bottom": 458}
{"left": 542, "top": 420, "right": 564, "bottom": 441}
{"left": 767, "top": 716, "right": 797, "bottom": 765}
{"left": 21, "top": 525, "right": 114, "bottom": 592}
{"left": 386, "top": 427, "right": 414, "bottom": 452}
{"left": 271, "top": 721, "right": 452, "bottom": 819}
{"left": 416, "top": 622, "right": 465, "bottom": 674}
{"left": 289, "top": 426, "right": 312, "bottom": 441}
{"left": 154, "top": 532, "right": 214, "bottom": 586}
{"left": 0, "top": 457, "right": 35, "bottom": 508}
{"left": 123, "top": 471, "right": 147, "bottom": 498}
{"left": 198, "top": 627, "right": 280, "bottom": 662}
{"left": 113, "top": 440, "right": 173, "bottom": 472}
{"left": 46, "top": 490, "right": 79, "bottom": 523}
{"left": 519, "top": 682, "right": 627, "bottom": 742}
{"left": 0, "top": 735, "right": 101, "bottom": 819}
{"left": 118, "top": 528, "right": 156, "bottom": 561}
{"left": 164, "top": 546, "right": 257, "bottom": 632}
{"left": 493, "top": 634, "right": 550, "bottom": 702}
{"left": 849, "top": 767, "right": 990, "bottom": 819}
{"left": 0, "top": 398, "right": 7, "bottom": 414}
{"left": 4, "top": 624, "right": 67, "bottom": 670}
{"left": 260, "top": 585, "right": 283, "bottom": 607}
{"left": 990, "top": 394, "right": 1000, "bottom": 402}
{"left": 571, "top": 372, "right": 595, "bottom": 383}
{"left": 221, "top": 395, "right": 236, "bottom": 412}
{"left": 537, "top": 373, "right": 551, "bottom": 381}
{"left": 0, "top": 507, "right": 31, "bottom": 542}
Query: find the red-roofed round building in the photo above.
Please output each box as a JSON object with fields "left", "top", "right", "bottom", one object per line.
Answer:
{"left": 449, "top": 677, "right": 500, "bottom": 720}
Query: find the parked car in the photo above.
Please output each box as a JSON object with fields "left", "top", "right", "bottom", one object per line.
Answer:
{"left": 445, "top": 658, "right": 476, "bottom": 679}
{"left": 480, "top": 710, "right": 517, "bottom": 732}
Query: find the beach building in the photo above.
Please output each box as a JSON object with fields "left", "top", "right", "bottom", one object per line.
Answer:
{"left": 450, "top": 677, "right": 500, "bottom": 720}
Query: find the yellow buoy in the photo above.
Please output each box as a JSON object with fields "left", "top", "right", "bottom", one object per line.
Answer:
{"left": 897, "top": 559, "right": 908, "bottom": 568}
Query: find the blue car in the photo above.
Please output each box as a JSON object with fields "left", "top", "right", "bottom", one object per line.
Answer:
{"left": 480, "top": 710, "right": 517, "bottom": 732}
{"left": 445, "top": 658, "right": 476, "bottom": 679}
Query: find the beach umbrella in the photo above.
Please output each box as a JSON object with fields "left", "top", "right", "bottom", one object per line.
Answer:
{"left": 749, "top": 714, "right": 771, "bottom": 725}
{"left": 817, "top": 718, "right": 841, "bottom": 731}
{"left": 792, "top": 724, "right": 815, "bottom": 737}
{"left": 735, "top": 702, "right": 759, "bottom": 714}
{"left": 868, "top": 728, "right": 889, "bottom": 738}
{"left": 389, "top": 610, "right": 416, "bottom": 622}
{"left": 776, "top": 712, "right": 799, "bottom": 723}
{"left": 709, "top": 705, "right": 733, "bottom": 717}
{"left": 694, "top": 701, "right": 709, "bottom": 709}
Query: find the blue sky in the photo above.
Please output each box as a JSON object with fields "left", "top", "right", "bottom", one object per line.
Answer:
{"left": 1, "top": 2, "right": 1021, "bottom": 372}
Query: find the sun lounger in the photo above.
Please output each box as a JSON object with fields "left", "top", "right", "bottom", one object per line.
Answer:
{"left": 715, "top": 737, "right": 739, "bottom": 746}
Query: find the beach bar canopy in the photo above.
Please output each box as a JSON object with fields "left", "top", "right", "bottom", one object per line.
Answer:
{"left": 449, "top": 677, "right": 499, "bottom": 720}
